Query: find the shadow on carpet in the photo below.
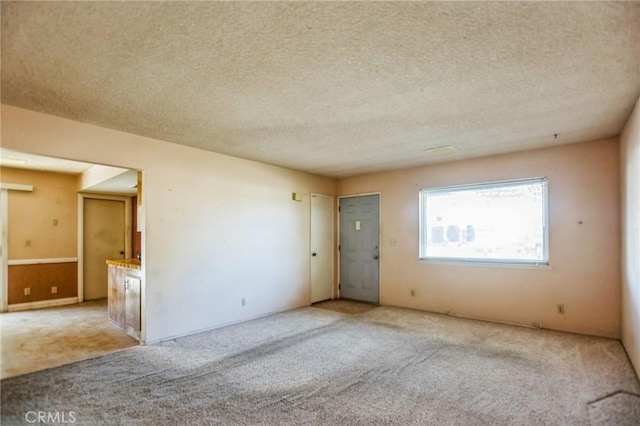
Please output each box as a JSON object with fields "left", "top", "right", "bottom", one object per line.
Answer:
{"left": 312, "top": 299, "right": 378, "bottom": 315}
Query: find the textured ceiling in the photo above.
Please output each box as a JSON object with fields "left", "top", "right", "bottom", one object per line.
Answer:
{"left": 2, "top": 2, "right": 639, "bottom": 178}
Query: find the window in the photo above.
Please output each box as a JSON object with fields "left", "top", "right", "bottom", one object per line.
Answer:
{"left": 419, "top": 177, "right": 548, "bottom": 264}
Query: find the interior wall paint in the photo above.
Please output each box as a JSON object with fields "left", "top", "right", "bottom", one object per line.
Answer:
{"left": 1, "top": 167, "right": 78, "bottom": 259}
{"left": 79, "top": 164, "right": 129, "bottom": 192}
{"left": 338, "top": 138, "right": 621, "bottom": 338}
{"left": 620, "top": 96, "right": 640, "bottom": 378}
{"left": 1, "top": 105, "right": 337, "bottom": 343}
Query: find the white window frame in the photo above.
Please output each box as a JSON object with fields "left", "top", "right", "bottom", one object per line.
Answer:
{"left": 419, "top": 177, "right": 549, "bottom": 266}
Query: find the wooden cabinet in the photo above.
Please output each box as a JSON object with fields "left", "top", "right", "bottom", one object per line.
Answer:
{"left": 124, "top": 275, "right": 141, "bottom": 340}
{"left": 107, "top": 263, "right": 141, "bottom": 340}
{"left": 108, "top": 265, "right": 125, "bottom": 329}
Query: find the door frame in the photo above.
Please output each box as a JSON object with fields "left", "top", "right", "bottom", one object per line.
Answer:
{"left": 309, "top": 193, "right": 335, "bottom": 304}
{"left": 77, "top": 193, "right": 131, "bottom": 303}
{"left": 337, "top": 192, "right": 382, "bottom": 303}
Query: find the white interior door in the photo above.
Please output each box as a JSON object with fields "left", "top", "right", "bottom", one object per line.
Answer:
{"left": 83, "top": 198, "right": 125, "bottom": 300}
{"left": 310, "top": 194, "right": 334, "bottom": 303}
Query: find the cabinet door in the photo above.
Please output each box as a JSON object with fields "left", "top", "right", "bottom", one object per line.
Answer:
{"left": 107, "top": 265, "right": 125, "bottom": 328}
{"left": 125, "top": 274, "right": 141, "bottom": 340}
{"left": 107, "top": 265, "right": 116, "bottom": 322}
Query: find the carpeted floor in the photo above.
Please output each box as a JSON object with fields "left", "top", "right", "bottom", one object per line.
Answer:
{"left": 313, "top": 299, "right": 378, "bottom": 315}
{"left": 2, "top": 301, "right": 639, "bottom": 425}
{"left": 0, "top": 299, "right": 139, "bottom": 379}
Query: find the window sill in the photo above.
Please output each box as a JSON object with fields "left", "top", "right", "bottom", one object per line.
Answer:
{"left": 418, "top": 258, "right": 553, "bottom": 270}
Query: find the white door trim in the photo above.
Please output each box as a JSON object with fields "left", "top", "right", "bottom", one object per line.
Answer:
{"left": 309, "top": 193, "right": 335, "bottom": 304}
{"left": 78, "top": 193, "right": 131, "bottom": 303}
{"left": 1, "top": 189, "right": 7, "bottom": 313}
{"left": 337, "top": 192, "right": 382, "bottom": 303}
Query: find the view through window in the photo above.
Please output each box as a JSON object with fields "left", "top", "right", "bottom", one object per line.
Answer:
{"left": 420, "top": 178, "right": 548, "bottom": 264}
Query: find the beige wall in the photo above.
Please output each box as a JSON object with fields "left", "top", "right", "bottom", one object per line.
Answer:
{"left": 1, "top": 167, "right": 79, "bottom": 304}
{"left": 2, "top": 103, "right": 625, "bottom": 344}
{"left": 1, "top": 167, "right": 78, "bottom": 259}
{"left": 339, "top": 138, "right": 621, "bottom": 338}
{"left": 621, "top": 97, "right": 640, "bottom": 378}
{"left": 1, "top": 105, "right": 337, "bottom": 343}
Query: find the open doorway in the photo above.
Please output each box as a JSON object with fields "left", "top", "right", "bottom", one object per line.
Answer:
{"left": 0, "top": 148, "right": 144, "bottom": 378}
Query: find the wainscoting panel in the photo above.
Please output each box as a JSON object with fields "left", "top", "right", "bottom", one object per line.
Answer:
{"left": 8, "top": 261, "right": 78, "bottom": 305}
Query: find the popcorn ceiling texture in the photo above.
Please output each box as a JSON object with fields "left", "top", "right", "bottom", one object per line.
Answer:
{"left": 1, "top": 2, "right": 639, "bottom": 177}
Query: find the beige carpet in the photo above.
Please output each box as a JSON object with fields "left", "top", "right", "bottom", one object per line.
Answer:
{"left": 2, "top": 302, "right": 639, "bottom": 425}
{"left": 0, "top": 299, "right": 138, "bottom": 379}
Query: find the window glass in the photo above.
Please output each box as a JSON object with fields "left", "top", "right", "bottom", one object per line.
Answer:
{"left": 420, "top": 178, "right": 548, "bottom": 264}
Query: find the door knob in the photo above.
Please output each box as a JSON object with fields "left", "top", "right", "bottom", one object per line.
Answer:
{"left": 373, "top": 255, "right": 379, "bottom": 260}
{"left": 312, "top": 253, "right": 317, "bottom": 257}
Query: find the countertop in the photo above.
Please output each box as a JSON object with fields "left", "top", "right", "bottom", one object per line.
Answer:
{"left": 105, "top": 258, "right": 141, "bottom": 269}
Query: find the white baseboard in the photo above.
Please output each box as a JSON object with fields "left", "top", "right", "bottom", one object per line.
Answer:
{"left": 8, "top": 297, "right": 78, "bottom": 312}
{"left": 144, "top": 305, "right": 307, "bottom": 346}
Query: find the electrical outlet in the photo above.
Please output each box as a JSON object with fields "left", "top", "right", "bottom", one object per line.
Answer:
{"left": 241, "top": 298, "right": 246, "bottom": 307}
{"left": 410, "top": 289, "right": 415, "bottom": 297}
{"left": 24, "top": 287, "right": 31, "bottom": 296}
{"left": 51, "top": 286, "right": 58, "bottom": 294}
{"left": 557, "top": 304, "right": 565, "bottom": 314}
